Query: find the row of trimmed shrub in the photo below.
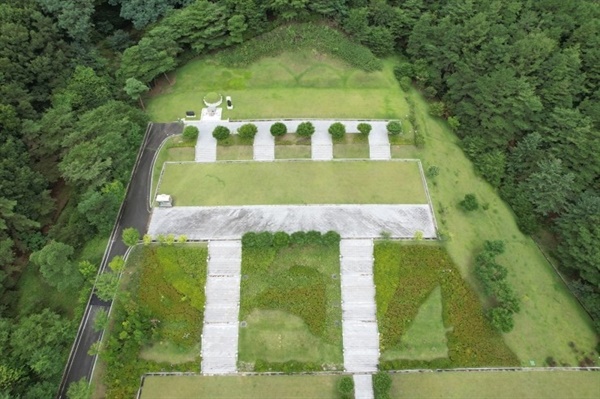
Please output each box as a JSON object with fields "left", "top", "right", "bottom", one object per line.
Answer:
{"left": 242, "top": 230, "right": 341, "bottom": 248}
{"left": 218, "top": 23, "right": 382, "bottom": 72}
{"left": 474, "top": 241, "right": 521, "bottom": 333}
{"left": 253, "top": 359, "right": 323, "bottom": 373}
{"left": 211, "top": 121, "right": 403, "bottom": 142}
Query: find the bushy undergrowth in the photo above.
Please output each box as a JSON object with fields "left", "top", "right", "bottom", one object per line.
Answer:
{"left": 374, "top": 242, "right": 518, "bottom": 369}
{"left": 373, "top": 372, "right": 392, "bottom": 399}
{"left": 101, "top": 245, "right": 207, "bottom": 398}
{"left": 474, "top": 241, "right": 520, "bottom": 332}
{"left": 240, "top": 231, "right": 342, "bottom": 370}
{"left": 218, "top": 23, "right": 382, "bottom": 72}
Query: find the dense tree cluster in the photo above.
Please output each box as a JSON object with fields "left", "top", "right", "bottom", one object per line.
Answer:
{"left": 1, "top": 0, "right": 598, "bottom": 396}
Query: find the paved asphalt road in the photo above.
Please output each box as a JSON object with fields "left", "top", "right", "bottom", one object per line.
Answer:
{"left": 56, "top": 123, "right": 181, "bottom": 398}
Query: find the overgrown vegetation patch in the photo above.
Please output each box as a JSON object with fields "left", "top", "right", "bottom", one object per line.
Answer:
{"left": 100, "top": 244, "right": 207, "bottom": 398}
{"left": 374, "top": 242, "right": 519, "bottom": 369}
{"left": 238, "top": 231, "right": 343, "bottom": 372}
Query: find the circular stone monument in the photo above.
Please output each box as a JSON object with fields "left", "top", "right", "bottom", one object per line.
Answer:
{"left": 203, "top": 92, "right": 222, "bottom": 116}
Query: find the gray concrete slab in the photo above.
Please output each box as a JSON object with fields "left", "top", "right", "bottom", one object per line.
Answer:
{"left": 148, "top": 204, "right": 435, "bottom": 240}
{"left": 201, "top": 240, "right": 242, "bottom": 374}
{"left": 354, "top": 374, "right": 375, "bottom": 399}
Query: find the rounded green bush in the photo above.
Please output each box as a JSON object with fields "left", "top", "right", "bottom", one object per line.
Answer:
{"left": 238, "top": 123, "right": 258, "bottom": 139}
{"left": 328, "top": 122, "right": 346, "bottom": 139}
{"left": 338, "top": 376, "right": 354, "bottom": 395}
{"left": 306, "top": 230, "right": 322, "bottom": 244}
{"left": 242, "top": 232, "right": 257, "bottom": 247}
{"left": 270, "top": 122, "right": 287, "bottom": 137}
{"left": 386, "top": 120, "right": 402, "bottom": 136}
{"left": 182, "top": 125, "right": 199, "bottom": 141}
{"left": 322, "top": 231, "right": 341, "bottom": 246}
{"left": 212, "top": 125, "right": 230, "bottom": 141}
{"left": 459, "top": 193, "right": 479, "bottom": 212}
{"left": 296, "top": 121, "right": 315, "bottom": 137}
{"left": 290, "top": 231, "right": 307, "bottom": 245}
{"left": 204, "top": 92, "right": 221, "bottom": 104}
{"left": 357, "top": 123, "right": 372, "bottom": 136}
{"left": 255, "top": 232, "right": 273, "bottom": 247}
{"left": 273, "top": 231, "right": 290, "bottom": 248}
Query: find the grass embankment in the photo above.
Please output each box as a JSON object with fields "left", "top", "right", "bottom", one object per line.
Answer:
{"left": 147, "top": 51, "right": 411, "bottom": 123}
{"left": 158, "top": 161, "right": 426, "bottom": 206}
{"left": 99, "top": 244, "right": 207, "bottom": 398}
{"left": 399, "top": 91, "right": 597, "bottom": 365}
{"left": 375, "top": 242, "right": 518, "bottom": 368}
{"left": 390, "top": 371, "right": 600, "bottom": 399}
{"left": 151, "top": 135, "right": 195, "bottom": 198}
{"left": 238, "top": 237, "right": 343, "bottom": 371}
{"left": 140, "top": 374, "right": 342, "bottom": 399}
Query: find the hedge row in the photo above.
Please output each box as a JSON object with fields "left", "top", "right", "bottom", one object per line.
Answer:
{"left": 253, "top": 359, "right": 323, "bottom": 373}
{"left": 474, "top": 241, "right": 521, "bottom": 332}
{"left": 242, "top": 230, "right": 341, "bottom": 248}
{"left": 374, "top": 242, "right": 519, "bottom": 368}
{"left": 218, "top": 23, "right": 382, "bottom": 72}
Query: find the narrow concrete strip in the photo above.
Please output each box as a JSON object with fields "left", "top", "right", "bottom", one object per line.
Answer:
{"left": 194, "top": 124, "right": 217, "bottom": 162}
{"left": 353, "top": 374, "right": 375, "bottom": 399}
{"left": 340, "top": 239, "right": 379, "bottom": 373}
{"left": 368, "top": 128, "right": 391, "bottom": 160}
{"left": 201, "top": 240, "right": 241, "bottom": 374}
{"left": 148, "top": 205, "right": 436, "bottom": 240}
{"left": 311, "top": 128, "right": 333, "bottom": 160}
{"left": 253, "top": 125, "right": 275, "bottom": 161}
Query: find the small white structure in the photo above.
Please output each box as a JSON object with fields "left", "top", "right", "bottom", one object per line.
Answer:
{"left": 156, "top": 194, "right": 173, "bottom": 207}
{"left": 226, "top": 96, "right": 233, "bottom": 110}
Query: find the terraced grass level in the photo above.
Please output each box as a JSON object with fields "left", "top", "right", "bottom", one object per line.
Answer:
{"left": 158, "top": 160, "right": 427, "bottom": 206}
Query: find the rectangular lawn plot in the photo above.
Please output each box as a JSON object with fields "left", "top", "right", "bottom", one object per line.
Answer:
{"left": 238, "top": 237, "right": 343, "bottom": 371}
{"left": 158, "top": 161, "right": 427, "bottom": 206}
{"left": 140, "top": 374, "right": 343, "bottom": 399}
{"left": 373, "top": 242, "right": 519, "bottom": 369}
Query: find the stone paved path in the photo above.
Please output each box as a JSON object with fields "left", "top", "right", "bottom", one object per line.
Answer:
{"left": 201, "top": 240, "right": 241, "bottom": 374}
{"left": 368, "top": 124, "right": 391, "bottom": 160}
{"left": 253, "top": 125, "right": 274, "bottom": 161}
{"left": 311, "top": 125, "right": 333, "bottom": 160}
{"left": 353, "top": 374, "right": 375, "bottom": 399}
{"left": 195, "top": 123, "right": 217, "bottom": 162}
{"left": 340, "top": 239, "right": 379, "bottom": 373}
{"left": 148, "top": 205, "right": 436, "bottom": 240}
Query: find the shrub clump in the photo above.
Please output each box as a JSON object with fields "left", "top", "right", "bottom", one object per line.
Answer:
{"left": 459, "top": 193, "right": 479, "bottom": 212}
{"left": 238, "top": 123, "right": 258, "bottom": 140}
{"left": 296, "top": 121, "right": 315, "bottom": 137}
{"left": 182, "top": 125, "right": 199, "bottom": 141}
{"left": 474, "top": 240, "right": 520, "bottom": 333}
{"left": 386, "top": 121, "right": 402, "bottom": 136}
{"left": 357, "top": 123, "right": 372, "bottom": 136}
{"left": 270, "top": 122, "right": 287, "bottom": 137}
{"left": 242, "top": 231, "right": 340, "bottom": 248}
{"left": 328, "top": 122, "right": 346, "bottom": 140}
{"left": 212, "top": 125, "right": 230, "bottom": 141}
{"left": 338, "top": 376, "right": 354, "bottom": 399}
{"left": 373, "top": 372, "right": 392, "bottom": 399}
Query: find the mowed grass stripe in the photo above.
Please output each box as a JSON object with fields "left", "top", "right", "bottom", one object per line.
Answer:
{"left": 140, "top": 374, "right": 341, "bottom": 399}
{"left": 158, "top": 161, "right": 427, "bottom": 206}
{"left": 391, "top": 371, "right": 600, "bottom": 399}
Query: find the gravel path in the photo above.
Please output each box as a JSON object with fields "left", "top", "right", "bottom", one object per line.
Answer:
{"left": 148, "top": 204, "right": 435, "bottom": 240}
{"left": 340, "top": 239, "right": 379, "bottom": 373}
{"left": 201, "top": 240, "right": 242, "bottom": 374}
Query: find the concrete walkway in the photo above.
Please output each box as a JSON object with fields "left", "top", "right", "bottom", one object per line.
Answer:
{"left": 201, "top": 240, "right": 242, "bottom": 374}
{"left": 253, "top": 125, "right": 274, "bottom": 161}
{"left": 353, "top": 374, "right": 374, "bottom": 399}
{"left": 311, "top": 125, "right": 333, "bottom": 160}
{"left": 368, "top": 125, "right": 391, "bottom": 160}
{"left": 194, "top": 122, "right": 217, "bottom": 162}
{"left": 340, "top": 239, "right": 379, "bottom": 373}
{"left": 148, "top": 204, "right": 436, "bottom": 240}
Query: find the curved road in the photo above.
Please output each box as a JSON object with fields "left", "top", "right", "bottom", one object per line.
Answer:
{"left": 56, "top": 122, "right": 181, "bottom": 398}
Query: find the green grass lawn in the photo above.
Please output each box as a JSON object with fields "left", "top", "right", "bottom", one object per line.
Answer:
{"left": 151, "top": 135, "right": 195, "bottom": 199}
{"left": 146, "top": 51, "right": 409, "bottom": 121}
{"left": 333, "top": 143, "right": 370, "bottom": 158}
{"left": 390, "top": 371, "right": 600, "bottom": 399}
{"left": 217, "top": 145, "right": 254, "bottom": 160}
{"left": 375, "top": 242, "right": 518, "bottom": 368}
{"left": 382, "top": 286, "right": 448, "bottom": 361}
{"left": 158, "top": 160, "right": 426, "bottom": 206}
{"left": 275, "top": 145, "right": 311, "bottom": 159}
{"left": 140, "top": 374, "right": 342, "bottom": 399}
{"left": 400, "top": 91, "right": 597, "bottom": 366}
{"left": 239, "top": 242, "right": 343, "bottom": 371}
